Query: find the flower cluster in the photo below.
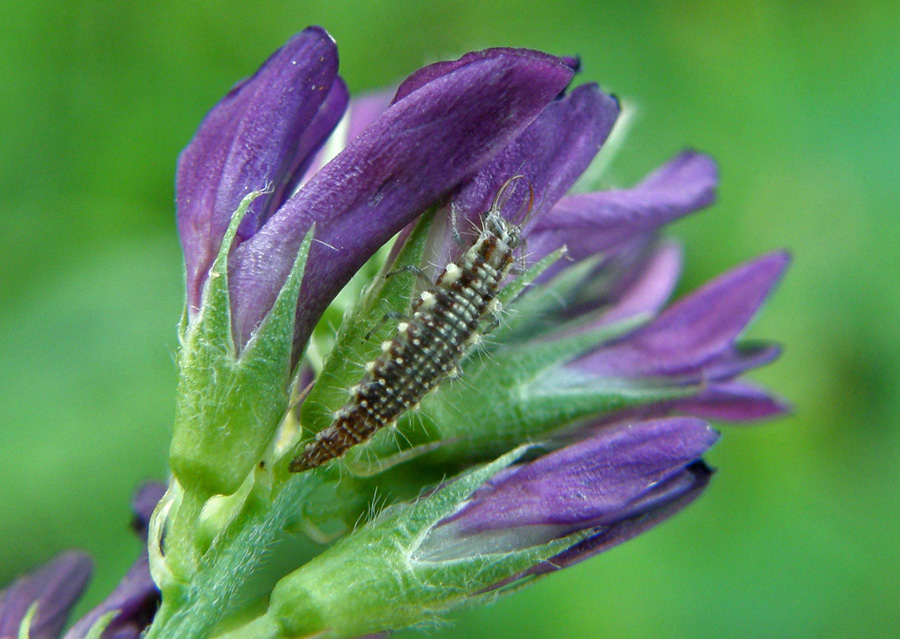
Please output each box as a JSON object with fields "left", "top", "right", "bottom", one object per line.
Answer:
{"left": 2, "top": 26, "right": 787, "bottom": 639}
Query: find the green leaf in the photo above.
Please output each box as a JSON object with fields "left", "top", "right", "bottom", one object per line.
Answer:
{"left": 496, "top": 246, "right": 566, "bottom": 310}
{"left": 494, "top": 253, "right": 599, "bottom": 343}
{"left": 350, "top": 313, "right": 685, "bottom": 464}
{"left": 417, "top": 318, "right": 695, "bottom": 459}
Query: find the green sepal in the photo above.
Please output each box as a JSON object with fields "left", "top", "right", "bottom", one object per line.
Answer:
{"left": 495, "top": 253, "right": 600, "bottom": 343}
{"left": 334, "top": 257, "right": 686, "bottom": 467}
{"left": 82, "top": 611, "right": 118, "bottom": 639}
{"left": 498, "top": 246, "right": 567, "bottom": 308}
{"left": 17, "top": 603, "right": 37, "bottom": 639}
{"left": 170, "top": 188, "right": 314, "bottom": 497}
{"left": 300, "top": 209, "right": 437, "bottom": 437}
{"left": 350, "top": 313, "right": 687, "bottom": 464}
{"left": 417, "top": 315, "right": 694, "bottom": 459}
{"left": 262, "top": 447, "right": 584, "bottom": 639}
{"left": 145, "top": 473, "right": 323, "bottom": 639}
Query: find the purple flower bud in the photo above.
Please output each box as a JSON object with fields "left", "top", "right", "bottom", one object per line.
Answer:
{"left": 417, "top": 417, "right": 717, "bottom": 563}
{"left": 230, "top": 46, "right": 575, "bottom": 356}
{"left": 0, "top": 551, "right": 92, "bottom": 639}
{"left": 450, "top": 83, "right": 619, "bottom": 231}
{"left": 535, "top": 460, "right": 713, "bottom": 573}
{"left": 430, "top": 82, "right": 619, "bottom": 269}
{"left": 507, "top": 252, "right": 790, "bottom": 432}
{"left": 177, "top": 26, "right": 345, "bottom": 316}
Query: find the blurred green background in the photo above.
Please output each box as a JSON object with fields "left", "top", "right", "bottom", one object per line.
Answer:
{"left": 1, "top": 1, "right": 897, "bottom": 638}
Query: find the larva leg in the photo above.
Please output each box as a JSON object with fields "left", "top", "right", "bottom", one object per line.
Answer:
{"left": 385, "top": 264, "right": 431, "bottom": 285}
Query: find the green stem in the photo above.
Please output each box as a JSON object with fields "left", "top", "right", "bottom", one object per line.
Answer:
{"left": 145, "top": 477, "right": 317, "bottom": 639}
{"left": 163, "top": 488, "right": 207, "bottom": 580}
{"left": 211, "top": 613, "right": 286, "bottom": 639}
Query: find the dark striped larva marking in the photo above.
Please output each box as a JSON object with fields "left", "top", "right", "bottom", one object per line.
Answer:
{"left": 289, "top": 177, "right": 530, "bottom": 472}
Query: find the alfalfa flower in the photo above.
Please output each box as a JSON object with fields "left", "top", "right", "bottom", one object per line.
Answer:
{"left": 146, "top": 26, "right": 788, "bottom": 639}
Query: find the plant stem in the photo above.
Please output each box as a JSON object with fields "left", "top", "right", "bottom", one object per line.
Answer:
{"left": 210, "top": 613, "right": 285, "bottom": 639}
{"left": 145, "top": 478, "right": 316, "bottom": 639}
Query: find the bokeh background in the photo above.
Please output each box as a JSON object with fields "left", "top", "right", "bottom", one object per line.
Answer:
{"left": 1, "top": 1, "right": 897, "bottom": 638}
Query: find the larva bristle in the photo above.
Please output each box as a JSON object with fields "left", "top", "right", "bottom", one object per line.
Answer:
{"left": 290, "top": 180, "right": 527, "bottom": 472}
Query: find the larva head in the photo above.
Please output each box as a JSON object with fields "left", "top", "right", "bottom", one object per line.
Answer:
{"left": 481, "top": 175, "right": 533, "bottom": 249}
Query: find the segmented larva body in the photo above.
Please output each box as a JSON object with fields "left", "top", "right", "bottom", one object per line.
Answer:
{"left": 289, "top": 181, "right": 526, "bottom": 472}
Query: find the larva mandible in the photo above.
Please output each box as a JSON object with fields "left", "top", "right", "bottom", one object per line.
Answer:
{"left": 289, "top": 177, "right": 531, "bottom": 472}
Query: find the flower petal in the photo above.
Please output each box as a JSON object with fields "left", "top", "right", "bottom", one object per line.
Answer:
{"left": 0, "top": 552, "right": 92, "bottom": 639}
{"left": 296, "top": 86, "right": 396, "bottom": 187}
{"left": 347, "top": 88, "right": 395, "bottom": 143}
{"left": 271, "top": 77, "right": 349, "bottom": 225}
{"left": 534, "top": 460, "right": 713, "bottom": 573}
{"left": 130, "top": 482, "right": 167, "bottom": 540}
{"left": 431, "top": 83, "right": 619, "bottom": 268}
{"left": 61, "top": 559, "right": 158, "bottom": 639}
{"left": 177, "top": 26, "right": 342, "bottom": 310}
{"left": 575, "top": 251, "right": 790, "bottom": 379}
{"left": 391, "top": 47, "right": 578, "bottom": 102}
{"left": 452, "top": 83, "right": 619, "bottom": 231}
{"left": 528, "top": 150, "right": 718, "bottom": 263}
{"left": 701, "top": 342, "right": 782, "bottom": 382}
{"left": 669, "top": 381, "right": 791, "bottom": 421}
{"left": 597, "top": 240, "right": 683, "bottom": 326}
{"left": 441, "top": 417, "right": 717, "bottom": 535}
{"left": 229, "top": 48, "right": 576, "bottom": 351}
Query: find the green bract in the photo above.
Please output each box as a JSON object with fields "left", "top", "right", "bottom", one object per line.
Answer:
{"left": 171, "top": 191, "right": 314, "bottom": 497}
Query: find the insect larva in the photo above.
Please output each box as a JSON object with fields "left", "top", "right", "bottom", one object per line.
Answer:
{"left": 289, "top": 177, "right": 530, "bottom": 472}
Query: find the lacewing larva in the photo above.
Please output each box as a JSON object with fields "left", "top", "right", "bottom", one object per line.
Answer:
{"left": 290, "top": 177, "right": 531, "bottom": 472}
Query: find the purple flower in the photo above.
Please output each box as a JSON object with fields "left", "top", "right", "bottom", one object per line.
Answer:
{"left": 398, "top": 199, "right": 786, "bottom": 580}
{"left": 380, "top": 187, "right": 789, "bottom": 467}
{"left": 432, "top": 153, "right": 788, "bottom": 444}
{"left": 171, "top": 31, "right": 790, "bottom": 637}
{"left": 335, "top": 40, "right": 785, "bottom": 579}
{"left": 575, "top": 251, "right": 787, "bottom": 384}
{"left": 175, "top": 26, "right": 787, "bottom": 446}
{"left": 0, "top": 483, "right": 165, "bottom": 639}
{"left": 188, "top": 28, "right": 791, "bottom": 501}
{"left": 0, "top": 552, "right": 91, "bottom": 639}
{"left": 176, "top": 27, "right": 576, "bottom": 358}
{"left": 416, "top": 417, "right": 715, "bottom": 572}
